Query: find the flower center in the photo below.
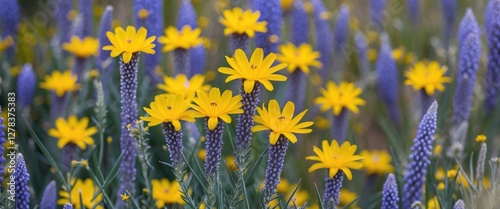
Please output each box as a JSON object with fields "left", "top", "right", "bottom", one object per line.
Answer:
{"left": 372, "top": 154, "right": 380, "bottom": 163}
{"left": 333, "top": 154, "right": 338, "bottom": 159}
{"left": 184, "top": 80, "right": 190, "bottom": 88}
{"left": 210, "top": 101, "right": 217, "bottom": 106}
{"left": 126, "top": 39, "right": 132, "bottom": 43}
{"left": 167, "top": 106, "right": 172, "bottom": 110}
{"left": 164, "top": 189, "right": 170, "bottom": 193}
{"left": 250, "top": 64, "right": 257, "bottom": 69}
{"left": 278, "top": 115, "right": 285, "bottom": 121}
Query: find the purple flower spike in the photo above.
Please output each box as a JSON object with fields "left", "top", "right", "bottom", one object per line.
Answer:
{"left": 0, "top": 0, "right": 20, "bottom": 60}
{"left": 177, "top": 0, "right": 205, "bottom": 76}
{"left": 291, "top": 0, "right": 309, "bottom": 45}
{"left": 311, "top": 0, "right": 333, "bottom": 78}
{"left": 323, "top": 171, "right": 344, "bottom": 207}
{"left": 407, "top": 0, "right": 419, "bottom": 24}
{"left": 382, "top": 174, "right": 399, "bottom": 209}
{"left": 254, "top": 0, "right": 282, "bottom": 55}
{"left": 485, "top": 2, "right": 500, "bottom": 112}
{"left": 441, "top": 0, "right": 456, "bottom": 48}
{"left": 333, "top": 4, "right": 350, "bottom": 53}
{"left": 263, "top": 135, "right": 289, "bottom": 203}
{"left": 56, "top": 0, "right": 72, "bottom": 45}
{"left": 40, "top": 180, "right": 56, "bottom": 209}
{"left": 15, "top": 153, "right": 31, "bottom": 209}
{"left": 371, "top": 0, "right": 386, "bottom": 28}
{"left": 97, "top": 6, "right": 115, "bottom": 90}
{"left": 376, "top": 34, "right": 401, "bottom": 125}
{"left": 0, "top": 106, "right": 5, "bottom": 183}
{"left": 78, "top": 0, "right": 93, "bottom": 37}
{"left": 403, "top": 102, "right": 438, "bottom": 209}
{"left": 17, "top": 64, "right": 36, "bottom": 108}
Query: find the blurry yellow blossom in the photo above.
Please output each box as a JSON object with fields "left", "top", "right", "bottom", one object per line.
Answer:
{"left": 106, "top": 136, "right": 113, "bottom": 144}
{"left": 157, "top": 74, "right": 210, "bottom": 96}
{"left": 360, "top": 150, "right": 394, "bottom": 175}
{"left": 219, "top": 7, "right": 267, "bottom": 38}
{"left": 339, "top": 188, "right": 360, "bottom": 208}
{"left": 120, "top": 193, "right": 130, "bottom": 201}
{"left": 304, "top": 2, "right": 313, "bottom": 13}
{"left": 88, "top": 69, "right": 99, "bottom": 79}
{"left": 350, "top": 17, "right": 359, "bottom": 31}
{"left": 392, "top": 47, "right": 405, "bottom": 63}
{"left": 435, "top": 167, "right": 445, "bottom": 181}
{"left": 48, "top": 115, "right": 97, "bottom": 149}
{"left": 281, "top": 0, "right": 293, "bottom": 11}
{"left": 0, "top": 36, "right": 14, "bottom": 52}
{"left": 277, "top": 43, "right": 322, "bottom": 74}
{"left": 58, "top": 179, "right": 103, "bottom": 209}
{"left": 427, "top": 196, "right": 441, "bottom": 209}
{"left": 405, "top": 61, "right": 451, "bottom": 96}
{"left": 315, "top": 81, "right": 366, "bottom": 116}
{"left": 67, "top": 10, "right": 77, "bottom": 21}
{"left": 198, "top": 149, "right": 206, "bottom": 161}
{"left": 368, "top": 49, "right": 377, "bottom": 61}
{"left": 63, "top": 36, "right": 99, "bottom": 58}
{"left": 475, "top": 134, "right": 487, "bottom": 143}
{"left": 158, "top": 26, "right": 202, "bottom": 52}
{"left": 10, "top": 65, "right": 20, "bottom": 76}
{"left": 314, "top": 116, "right": 330, "bottom": 130}
{"left": 205, "top": 70, "right": 216, "bottom": 81}
{"left": 138, "top": 8, "right": 149, "bottom": 19}
{"left": 434, "top": 144, "right": 442, "bottom": 156}
{"left": 225, "top": 156, "right": 237, "bottom": 171}
{"left": 437, "top": 182, "right": 445, "bottom": 191}
{"left": 151, "top": 179, "right": 185, "bottom": 207}
{"left": 199, "top": 16, "right": 209, "bottom": 28}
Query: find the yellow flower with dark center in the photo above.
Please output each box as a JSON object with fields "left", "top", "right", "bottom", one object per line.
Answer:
{"left": 140, "top": 93, "right": 196, "bottom": 130}
{"left": 0, "top": 36, "right": 14, "bottom": 52}
{"left": 277, "top": 43, "right": 322, "bottom": 74}
{"left": 339, "top": 188, "right": 360, "bottom": 208}
{"left": 218, "top": 48, "right": 287, "bottom": 93}
{"left": 40, "top": 70, "right": 81, "bottom": 97}
{"left": 404, "top": 61, "right": 452, "bottom": 95}
{"left": 253, "top": 100, "right": 313, "bottom": 144}
{"left": 219, "top": 7, "right": 267, "bottom": 38}
{"left": 158, "top": 25, "right": 203, "bottom": 52}
{"left": 151, "top": 179, "right": 185, "bottom": 207}
{"left": 360, "top": 150, "right": 394, "bottom": 175}
{"left": 306, "top": 140, "right": 363, "bottom": 180}
{"left": 57, "top": 179, "right": 103, "bottom": 209}
{"left": 48, "top": 115, "right": 97, "bottom": 149}
{"left": 102, "top": 26, "right": 156, "bottom": 63}
{"left": 157, "top": 74, "right": 211, "bottom": 96}
{"left": 315, "top": 81, "right": 366, "bottom": 116}
{"left": 191, "top": 88, "right": 243, "bottom": 130}
{"left": 475, "top": 134, "right": 487, "bottom": 143}
{"left": 62, "top": 36, "right": 99, "bottom": 58}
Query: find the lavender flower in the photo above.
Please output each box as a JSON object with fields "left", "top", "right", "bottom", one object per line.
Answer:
{"left": 70, "top": 15, "right": 84, "bottom": 43}
{"left": 135, "top": 0, "right": 164, "bottom": 83}
{"left": 177, "top": 0, "right": 205, "bottom": 76}
{"left": 0, "top": 0, "right": 20, "bottom": 59}
{"left": 173, "top": 49, "right": 191, "bottom": 76}
{"left": 263, "top": 135, "right": 289, "bottom": 202}
{"left": 381, "top": 174, "right": 399, "bottom": 209}
{"left": 371, "top": 0, "right": 386, "bottom": 28}
{"left": 63, "top": 203, "right": 73, "bottom": 209}
{"left": 453, "top": 199, "right": 465, "bottom": 209}
{"left": 15, "top": 153, "right": 30, "bottom": 209}
{"left": 333, "top": 5, "right": 350, "bottom": 53}
{"left": 441, "top": 0, "right": 456, "bottom": 48}
{"left": 332, "top": 109, "right": 349, "bottom": 142}
{"left": 354, "top": 31, "right": 370, "bottom": 79}
{"left": 230, "top": 34, "right": 249, "bottom": 54}
{"left": 284, "top": 70, "right": 306, "bottom": 113}
{"left": 56, "top": 0, "right": 72, "bottom": 45}
{"left": 291, "top": 0, "right": 309, "bottom": 45}
{"left": 0, "top": 106, "right": 5, "bottom": 183}
{"left": 485, "top": 2, "right": 500, "bottom": 112}
{"left": 312, "top": 0, "right": 333, "bottom": 78}
{"left": 61, "top": 144, "right": 78, "bottom": 172}
{"left": 78, "top": 0, "right": 93, "bottom": 37}
{"left": 205, "top": 120, "right": 224, "bottom": 187}
{"left": 453, "top": 10, "right": 480, "bottom": 124}
{"left": 17, "top": 64, "right": 36, "bottom": 107}
{"left": 486, "top": 0, "right": 495, "bottom": 40}
{"left": 254, "top": 0, "right": 282, "bottom": 55}
{"left": 118, "top": 53, "right": 140, "bottom": 197}
{"left": 40, "top": 180, "right": 56, "bottom": 209}
{"left": 97, "top": 6, "right": 115, "bottom": 90}
{"left": 235, "top": 83, "right": 260, "bottom": 170}
{"left": 190, "top": 45, "right": 206, "bottom": 75}
{"left": 376, "top": 34, "right": 401, "bottom": 125}
{"left": 407, "top": 0, "right": 419, "bottom": 24}
{"left": 162, "top": 122, "right": 184, "bottom": 172}
{"left": 403, "top": 101, "right": 438, "bottom": 209}
{"left": 323, "top": 171, "right": 343, "bottom": 207}
{"left": 72, "top": 58, "right": 87, "bottom": 83}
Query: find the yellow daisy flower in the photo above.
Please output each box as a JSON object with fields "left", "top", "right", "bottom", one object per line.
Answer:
{"left": 151, "top": 179, "right": 185, "bottom": 207}
{"left": 57, "top": 179, "right": 103, "bottom": 209}
{"left": 219, "top": 7, "right": 268, "bottom": 38}
{"left": 360, "top": 150, "right": 395, "bottom": 175}
{"left": 277, "top": 43, "right": 322, "bottom": 74}
{"left": 191, "top": 88, "right": 243, "bottom": 130}
{"left": 40, "top": 70, "right": 81, "bottom": 97}
{"left": 404, "top": 61, "right": 452, "bottom": 95}
{"left": 48, "top": 115, "right": 97, "bottom": 149}
{"left": 315, "top": 81, "right": 366, "bottom": 116}
{"left": 140, "top": 93, "right": 196, "bottom": 130}
{"left": 62, "top": 36, "right": 99, "bottom": 58}
{"left": 0, "top": 36, "right": 14, "bottom": 52}
{"left": 306, "top": 140, "right": 363, "bottom": 180}
{"left": 157, "top": 74, "right": 211, "bottom": 96}
{"left": 158, "top": 25, "right": 203, "bottom": 52}
{"left": 253, "top": 100, "right": 314, "bottom": 144}
{"left": 218, "top": 48, "right": 288, "bottom": 93}
{"left": 102, "top": 26, "right": 156, "bottom": 63}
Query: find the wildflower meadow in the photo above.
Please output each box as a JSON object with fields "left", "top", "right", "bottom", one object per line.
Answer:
{"left": 1, "top": 0, "right": 500, "bottom": 208}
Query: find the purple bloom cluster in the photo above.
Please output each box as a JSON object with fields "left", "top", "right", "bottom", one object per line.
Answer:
{"left": 381, "top": 174, "right": 399, "bottom": 209}
{"left": 453, "top": 9, "right": 480, "bottom": 125}
{"left": 97, "top": 6, "right": 115, "bottom": 89}
{"left": 78, "top": 0, "right": 94, "bottom": 37}
{"left": 0, "top": 0, "right": 19, "bottom": 60}
{"left": 407, "top": 0, "right": 419, "bottom": 23}
{"left": 118, "top": 53, "right": 140, "bottom": 197}
{"left": 235, "top": 83, "right": 260, "bottom": 168}
{"left": 454, "top": 199, "right": 465, "bottom": 209}
{"left": 40, "top": 180, "right": 56, "bottom": 209}
{"left": 254, "top": 0, "right": 282, "bottom": 55}
{"left": 441, "top": 0, "right": 456, "bottom": 48}
{"left": 376, "top": 34, "right": 401, "bottom": 125}
{"left": 291, "top": 0, "right": 309, "bottom": 45}
{"left": 205, "top": 120, "right": 225, "bottom": 185}
{"left": 177, "top": 0, "right": 205, "bottom": 76}
{"left": 17, "top": 64, "right": 36, "bottom": 107}
{"left": 371, "top": 0, "right": 386, "bottom": 28}
{"left": 312, "top": 0, "right": 333, "bottom": 76}
{"left": 333, "top": 5, "right": 350, "bottom": 53}
{"left": 354, "top": 32, "right": 370, "bottom": 78}
{"left": 403, "top": 102, "right": 438, "bottom": 209}
{"left": 284, "top": 70, "right": 306, "bottom": 113}
{"left": 485, "top": 1, "right": 500, "bottom": 112}
{"left": 0, "top": 106, "right": 5, "bottom": 183}
{"left": 263, "top": 135, "right": 289, "bottom": 202}
{"left": 162, "top": 122, "right": 184, "bottom": 170}
{"left": 323, "top": 171, "right": 343, "bottom": 207}
{"left": 63, "top": 203, "right": 73, "bottom": 209}
{"left": 56, "top": 0, "right": 73, "bottom": 45}
{"left": 15, "top": 154, "right": 30, "bottom": 209}
{"left": 332, "top": 109, "right": 349, "bottom": 142}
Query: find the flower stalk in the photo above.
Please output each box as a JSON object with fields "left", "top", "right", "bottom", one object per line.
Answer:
{"left": 323, "top": 171, "right": 344, "bottom": 208}
{"left": 263, "top": 135, "right": 289, "bottom": 203}
{"left": 205, "top": 120, "right": 224, "bottom": 206}
{"left": 162, "top": 122, "right": 185, "bottom": 172}
{"left": 235, "top": 82, "right": 260, "bottom": 171}
{"left": 230, "top": 33, "right": 249, "bottom": 53}
{"left": 173, "top": 48, "right": 191, "bottom": 76}
{"left": 332, "top": 108, "right": 350, "bottom": 142}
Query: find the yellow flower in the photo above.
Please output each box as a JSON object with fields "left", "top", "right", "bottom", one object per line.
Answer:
{"left": 158, "top": 25, "right": 202, "bottom": 52}
{"left": 475, "top": 134, "right": 487, "bottom": 143}
{"left": 392, "top": 46, "right": 405, "bottom": 63}
{"left": 277, "top": 43, "right": 322, "bottom": 74}
{"left": 360, "top": 150, "right": 394, "bottom": 175}
{"left": 434, "top": 144, "right": 443, "bottom": 156}
{"left": 102, "top": 26, "right": 156, "bottom": 63}
{"left": 140, "top": 93, "right": 196, "bottom": 130}
{"left": 339, "top": 188, "right": 360, "bottom": 208}
{"left": 437, "top": 182, "right": 445, "bottom": 191}
{"left": 435, "top": 167, "right": 445, "bottom": 181}
{"left": 199, "top": 16, "right": 209, "bottom": 28}
{"left": 277, "top": 179, "right": 290, "bottom": 193}
{"left": 191, "top": 88, "right": 243, "bottom": 130}
{"left": 404, "top": 61, "right": 452, "bottom": 95}
{"left": 447, "top": 169, "right": 470, "bottom": 189}
{"left": 225, "top": 156, "right": 237, "bottom": 171}
{"left": 88, "top": 69, "right": 100, "bottom": 79}
{"left": 40, "top": 70, "right": 81, "bottom": 97}
{"left": 120, "top": 193, "right": 130, "bottom": 201}
{"left": 287, "top": 188, "right": 309, "bottom": 206}
{"left": 367, "top": 49, "right": 377, "bottom": 61}
{"left": 0, "top": 36, "right": 14, "bottom": 52}
{"left": 314, "top": 116, "right": 330, "bottom": 130}
{"left": 219, "top": 7, "right": 267, "bottom": 38}
{"left": 157, "top": 74, "right": 211, "bottom": 96}
{"left": 315, "top": 81, "right": 366, "bottom": 116}
{"left": 48, "top": 115, "right": 97, "bottom": 149}
{"left": 58, "top": 179, "right": 103, "bottom": 209}
{"left": 62, "top": 36, "right": 99, "bottom": 58}
{"left": 198, "top": 149, "right": 206, "bottom": 161}
{"left": 307, "top": 140, "right": 363, "bottom": 180}
{"left": 218, "top": 48, "right": 287, "bottom": 93}
{"left": 151, "top": 179, "right": 185, "bottom": 207}
{"left": 138, "top": 8, "right": 149, "bottom": 19}
{"left": 427, "top": 196, "right": 441, "bottom": 209}
{"left": 253, "top": 100, "right": 313, "bottom": 144}
{"left": 281, "top": 0, "right": 294, "bottom": 11}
